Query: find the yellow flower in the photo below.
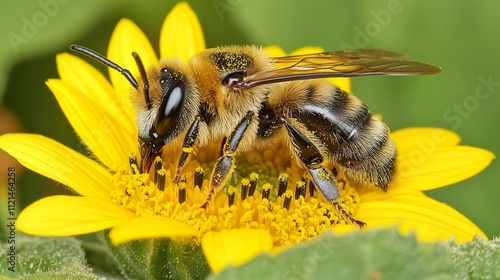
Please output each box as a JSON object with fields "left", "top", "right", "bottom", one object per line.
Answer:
{"left": 0, "top": 2, "right": 494, "bottom": 276}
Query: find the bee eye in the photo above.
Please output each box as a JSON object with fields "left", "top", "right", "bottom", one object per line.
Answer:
{"left": 222, "top": 72, "right": 244, "bottom": 87}
{"left": 155, "top": 83, "right": 185, "bottom": 135}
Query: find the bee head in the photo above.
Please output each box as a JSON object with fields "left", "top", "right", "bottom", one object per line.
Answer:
{"left": 70, "top": 45, "right": 197, "bottom": 173}
{"left": 134, "top": 58, "right": 199, "bottom": 173}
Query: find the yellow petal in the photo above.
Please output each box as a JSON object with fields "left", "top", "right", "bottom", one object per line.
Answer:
{"left": 330, "top": 224, "right": 361, "bottom": 236}
{"left": 109, "top": 216, "right": 197, "bottom": 246}
{"left": 392, "top": 127, "right": 461, "bottom": 155}
{"left": 357, "top": 189, "right": 486, "bottom": 242}
{"left": 17, "top": 195, "right": 135, "bottom": 236}
{"left": 107, "top": 18, "right": 158, "bottom": 102}
{"left": 291, "top": 46, "right": 351, "bottom": 93}
{"left": 0, "top": 133, "right": 112, "bottom": 199}
{"left": 289, "top": 46, "right": 325, "bottom": 55}
{"left": 263, "top": 45, "right": 287, "bottom": 57}
{"left": 56, "top": 53, "right": 135, "bottom": 126}
{"left": 328, "top": 77, "right": 351, "bottom": 94}
{"left": 160, "top": 2, "right": 206, "bottom": 60}
{"left": 46, "top": 79, "right": 136, "bottom": 170}
{"left": 201, "top": 229, "right": 273, "bottom": 274}
{"left": 395, "top": 146, "right": 494, "bottom": 190}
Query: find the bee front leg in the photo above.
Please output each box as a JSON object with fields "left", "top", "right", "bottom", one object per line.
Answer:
{"left": 201, "top": 111, "right": 254, "bottom": 209}
{"left": 173, "top": 115, "right": 202, "bottom": 184}
{"left": 280, "top": 117, "right": 366, "bottom": 227}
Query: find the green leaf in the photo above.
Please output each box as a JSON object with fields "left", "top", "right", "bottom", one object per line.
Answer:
{"left": 211, "top": 229, "right": 454, "bottom": 280}
{"left": 101, "top": 231, "right": 210, "bottom": 280}
{"left": 0, "top": 1, "right": 123, "bottom": 100}
{"left": 449, "top": 236, "right": 500, "bottom": 279}
{"left": 83, "top": 241, "right": 123, "bottom": 279}
{"left": 210, "top": 229, "right": 500, "bottom": 280}
{"left": 0, "top": 235, "right": 99, "bottom": 279}
{"left": 4, "top": 230, "right": 496, "bottom": 279}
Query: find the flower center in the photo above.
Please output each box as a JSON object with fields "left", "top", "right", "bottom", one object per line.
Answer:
{"left": 109, "top": 143, "right": 361, "bottom": 248}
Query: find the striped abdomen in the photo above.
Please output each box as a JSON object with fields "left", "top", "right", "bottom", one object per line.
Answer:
{"left": 292, "top": 85, "right": 396, "bottom": 190}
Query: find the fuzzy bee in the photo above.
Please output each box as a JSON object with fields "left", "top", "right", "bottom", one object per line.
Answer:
{"left": 71, "top": 45, "right": 441, "bottom": 225}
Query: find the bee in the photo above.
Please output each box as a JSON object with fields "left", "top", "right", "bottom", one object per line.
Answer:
{"left": 71, "top": 45, "right": 441, "bottom": 226}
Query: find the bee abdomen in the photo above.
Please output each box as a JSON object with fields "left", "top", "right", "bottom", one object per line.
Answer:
{"left": 340, "top": 116, "right": 396, "bottom": 190}
{"left": 296, "top": 86, "right": 396, "bottom": 190}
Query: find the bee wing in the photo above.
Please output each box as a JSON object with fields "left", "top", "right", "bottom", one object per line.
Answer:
{"left": 242, "top": 49, "right": 441, "bottom": 88}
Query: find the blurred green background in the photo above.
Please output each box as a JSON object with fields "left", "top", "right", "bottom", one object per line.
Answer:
{"left": 1, "top": 0, "right": 498, "bottom": 239}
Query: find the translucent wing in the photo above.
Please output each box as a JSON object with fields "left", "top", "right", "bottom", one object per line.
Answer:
{"left": 242, "top": 49, "right": 441, "bottom": 88}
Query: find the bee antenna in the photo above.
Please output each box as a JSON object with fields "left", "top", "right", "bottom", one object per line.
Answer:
{"left": 70, "top": 44, "right": 139, "bottom": 90}
{"left": 132, "top": 52, "right": 152, "bottom": 110}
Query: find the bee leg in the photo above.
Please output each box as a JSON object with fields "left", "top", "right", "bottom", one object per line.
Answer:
{"left": 201, "top": 111, "right": 254, "bottom": 209}
{"left": 280, "top": 117, "right": 366, "bottom": 227}
{"left": 172, "top": 115, "right": 202, "bottom": 184}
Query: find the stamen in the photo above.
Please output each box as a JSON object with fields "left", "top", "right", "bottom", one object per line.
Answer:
{"left": 129, "top": 154, "right": 138, "bottom": 174}
{"left": 308, "top": 180, "right": 315, "bottom": 197}
{"left": 241, "top": 179, "right": 250, "bottom": 200}
{"left": 228, "top": 186, "right": 235, "bottom": 206}
{"left": 295, "top": 180, "right": 306, "bottom": 200}
{"left": 157, "top": 169, "right": 166, "bottom": 191}
{"left": 249, "top": 173, "right": 258, "bottom": 196}
{"left": 178, "top": 182, "right": 186, "bottom": 204}
{"left": 262, "top": 183, "right": 271, "bottom": 200}
{"left": 283, "top": 190, "right": 292, "bottom": 210}
{"left": 301, "top": 172, "right": 308, "bottom": 182}
{"left": 278, "top": 173, "right": 289, "bottom": 197}
{"left": 111, "top": 140, "right": 364, "bottom": 248}
{"left": 194, "top": 166, "right": 204, "bottom": 189}
{"left": 153, "top": 157, "right": 162, "bottom": 183}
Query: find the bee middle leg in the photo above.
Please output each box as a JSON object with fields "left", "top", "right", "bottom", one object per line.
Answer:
{"left": 279, "top": 117, "right": 366, "bottom": 227}
{"left": 201, "top": 111, "right": 254, "bottom": 209}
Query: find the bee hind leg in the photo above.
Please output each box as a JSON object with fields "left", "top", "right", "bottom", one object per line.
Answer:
{"left": 201, "top": 111, "right": 254, "bottom": 209}
{"left": 280, "top": 117, "right": 366, "bottom": 227}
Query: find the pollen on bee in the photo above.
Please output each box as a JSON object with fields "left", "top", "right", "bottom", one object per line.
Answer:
{"left": 317, "top": 168, "right": 331, "bottom": 180}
